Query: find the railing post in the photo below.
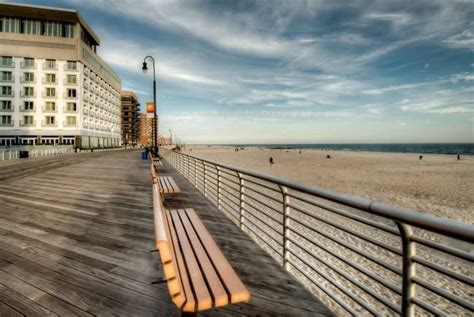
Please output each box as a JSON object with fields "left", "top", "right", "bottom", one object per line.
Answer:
{"left": 217, "top": 167, "right": 222, "bottom": 210}
{"left": 396, "top": 222, "right": 416, "bottom": 317}
{"left": 238, "top": 172, "right": 244, "bottom": 229}
{"left": 279, "top": 185, "right": 290, "bottom": 270}
{"left": 193, "top": 158, "right": 198, "bottom": 186}
{"left": 203, "top": 163, "right": 207, "bottom": 197}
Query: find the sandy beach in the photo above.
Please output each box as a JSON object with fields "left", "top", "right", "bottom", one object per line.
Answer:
{"left": 184, "top": 145, "right": 473, "bottom": 224}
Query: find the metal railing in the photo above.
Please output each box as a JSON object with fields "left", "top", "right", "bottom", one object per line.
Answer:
{"left": 161, "top": 148, "right": 473, "bottom": 316}
{"left": 0, "top": 146, "right": 74, "bottom": 160}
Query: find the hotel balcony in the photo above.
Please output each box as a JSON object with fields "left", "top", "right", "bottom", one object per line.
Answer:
{"left": 64, "top": 79, "right": 78, "bottom": 86}
{"left": 0, "top": 91, "right": 14, "bottom": 97}
{"left": 63, "top": 93, "right": 78, "bottom": 99}
{"left": 42, "top": 63, "right": 58, "bottom": 70}
{"left": 20, "top": 92, "right": 36, "bottom": 98}
{"left": 64, "top": 107, "right": 77, "bottom": 113}
{"left": 0, "top": 61, "right": 15, "bottom": 68}
{"left": 20, "top": 76, "right": 36, "bottom": 83}
{"left": 20, "top": 107, "right": 35, "bottom": 112}
{"left": 0, "top": 107, "right": 13, "bottom": 112}
{"left": 64, "top": 122, "right": 78, "bottom": 127}
{"left": 20, "top": 62, "right": 36, "bottom": 69}
{"left": 41, "top": 120, "right": 57, "bottom": 127}
{"left": 64, "top": 64, "right": 78, "bottom": 72}
{"left": 43, "top": 78, "right": 58, "bottom": 84}
{"left": 42, "top": 107, "right": 58, "bottom": 113}
{"left": 42, "top": 92, "right": 57, "bottom": 99}
{"left": 20, "top": 120, "right": 35, "bottom": 126}
{"left": 0, "top": 76, "right": 14, "bottom": 83}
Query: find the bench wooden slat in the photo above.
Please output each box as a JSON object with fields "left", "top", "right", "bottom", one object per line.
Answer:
{"left": 178, "top": 210, "right": 229, "bottom": 308}
{"left": 170, "top": 209, "right": 213, "bottom": 312}
{"left": 167, "top": 177, "right": 180, "bottom": 192}
{"left": 186, "top": 208, "right": 251, "bottom": 304}
{"left": 166, "top": 208, "right": 193, "bottom": 310}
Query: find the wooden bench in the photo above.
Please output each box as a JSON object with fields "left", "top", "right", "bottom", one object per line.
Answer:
{"left": 158, "top": 176, "right": 181, "bottom": 194}
{"left": 150, "top": 164, "right": 251, "bottom": 313}
{"left": 148, "top": 154, "right": 180, "bottom": 194}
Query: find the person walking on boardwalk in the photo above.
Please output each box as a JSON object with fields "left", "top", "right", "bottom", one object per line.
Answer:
{"left": 269, "top": 157, "right": 274, "bottom": 166}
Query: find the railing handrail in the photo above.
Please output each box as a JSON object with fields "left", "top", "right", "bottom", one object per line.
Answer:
{"left": 162, "top": 148, "right": 473, "bottom": 242}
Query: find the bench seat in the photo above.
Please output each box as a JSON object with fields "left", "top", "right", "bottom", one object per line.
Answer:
{"left": 159, "top": 176, "right": 180, "bottom": 194}
{"left": 150, "top": 164, "right": 250, "bottom": 312}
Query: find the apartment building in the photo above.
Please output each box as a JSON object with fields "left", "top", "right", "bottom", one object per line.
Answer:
{"left": 0, "top": 3, "right": 121, "bottom": 148}
{"left": 120, "top": 91, "right": 140, "bottom": 146}
{"left": 139, "top": 112, "right": 153, "bottom": 146}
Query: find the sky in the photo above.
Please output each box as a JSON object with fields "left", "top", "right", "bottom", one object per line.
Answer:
{"left": 8, "top": 0, "right": 474, "bottom": 144}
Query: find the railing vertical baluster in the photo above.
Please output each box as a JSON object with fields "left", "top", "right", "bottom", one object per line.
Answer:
{"left": 193, "top": 158, "right": 197, "bottom": 186}
{"left": 217, "top": 166, "right": 221, "bottom": 210}
{"left": 203, "top": 162, "right": 207, "bottom": 196}
{"left": 238, "top": 172, "right": 244, "bottom": 229}
{"left": 396, "top": 222, "right": 416, "bottom": 317}
{"left": 279, "top": 185, "right": 290, "bottom": 269}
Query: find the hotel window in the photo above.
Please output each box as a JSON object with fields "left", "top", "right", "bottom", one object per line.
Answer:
{"left": 23, "top": 115, "right": 34, "bottom": 125}
{"left": 66, "top": 116, "right": 77, "bottom": 125}
{"left": 44, "top": 21, "right": 62, "bottom": 37}
{"left": 22, "top": 19, "right": 41, "bottom": 35}
{"left": 45, "top": 87, "right": 56, "bottom": 97}
{"left": 64, "top": 24, "right": 75, "bottom": 38}
{"left": 45, "top": 59, "right": 56, "bottom": 69}
{"left": 23, "top": 57, "right": 35, "bottom": 68}
{"left": 66, "top": 74, "right": 77, "bottom": 84}
{"left": 45, "top": 116, "right": 55, "bottom": 125}
{"left": 45, "top": 73, "right": 56, "bottom": 83}
{"left": 1, "top": 86, "right": 12, "bottom": 96}
{"left": 23, "top": 72, "right": 34, "bottom": 82}
{"left": 0, "top": 100, "right": 12, "bottom": 110}
{"left": 66, "top": 102, "right": 77, "bottom": 112}
{"left": 45, "top": 101, "right": 56, "bottom": 111}
{"left": 0, "top": 71, "right": 12, "bottom": 81}
{"left": 67, "top": 88, "right": 77, "bottom": 98}
{"left": 66, "top": 61, "right": 77, "bottom": 70}
{"left": 1, "top": 115, "right": 12, "bottom": 125}
{"left": 0, "top": 56, "right": 13, "bottom": 67}
{"left": 23, "top": 101, "right": 34, "bottom": 110}
{"left": 23, "top": 87, "right": 34, "bottom": 97}
{"left": 0, "top": 17, "right": 20, "bottom": 33}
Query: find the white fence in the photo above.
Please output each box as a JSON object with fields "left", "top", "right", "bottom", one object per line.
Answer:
{"left": 0, "top": 147, "right": 75, "bottom": 161}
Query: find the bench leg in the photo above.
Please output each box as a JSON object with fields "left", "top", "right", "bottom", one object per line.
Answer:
{"left": 151, "top": 279, "right": 167, "bottom": 284}
{"left": 181, "top": 312, "right": 197, "bottom": 317}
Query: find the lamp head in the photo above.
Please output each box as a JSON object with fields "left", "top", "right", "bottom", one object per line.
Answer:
{"left": 142, "top": 62, "right": 148, "bottom": 73}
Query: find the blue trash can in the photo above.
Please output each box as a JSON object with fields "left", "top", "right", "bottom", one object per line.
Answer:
{"left": 142, "top": 150, "right": 147, "bottom": 160}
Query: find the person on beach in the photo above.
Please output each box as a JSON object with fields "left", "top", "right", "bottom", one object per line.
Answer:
{"left": 457, "top": 154, "right": 460, "bottom": 160}
{"left": 269, "top": 157, "right": 274, "bottom": 165}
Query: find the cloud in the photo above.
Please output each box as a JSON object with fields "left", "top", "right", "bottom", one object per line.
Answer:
{"left": 443, "top": 29, "right": 474, "bottom": 51}
{"left": 362, "top": 81, "right": 442, "bottom": 95}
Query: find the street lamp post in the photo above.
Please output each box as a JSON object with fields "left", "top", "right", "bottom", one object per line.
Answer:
{"left": 142, "top": 56, "right": 158, "bottom": 156}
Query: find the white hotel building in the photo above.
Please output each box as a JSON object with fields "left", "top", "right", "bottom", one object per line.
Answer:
{"left": 0, "top": 3, "right": 121, "bottom": 148}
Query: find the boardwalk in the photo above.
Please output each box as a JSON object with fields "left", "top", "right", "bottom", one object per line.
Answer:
{"left": 0, "top": 150, "right": 332, "bottom": 316}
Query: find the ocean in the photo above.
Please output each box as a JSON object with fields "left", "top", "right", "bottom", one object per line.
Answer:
{"left": 218, "top": 143, "right": 474, "bottom": 155}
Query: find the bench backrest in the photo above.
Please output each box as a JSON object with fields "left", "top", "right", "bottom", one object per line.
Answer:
{"left": 150, "top": 163, "right": 186, "bottom": 307}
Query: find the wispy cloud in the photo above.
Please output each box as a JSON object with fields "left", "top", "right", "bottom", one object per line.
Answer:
{"left": 443, "top": 29, "right": 474, "bottom": 51}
